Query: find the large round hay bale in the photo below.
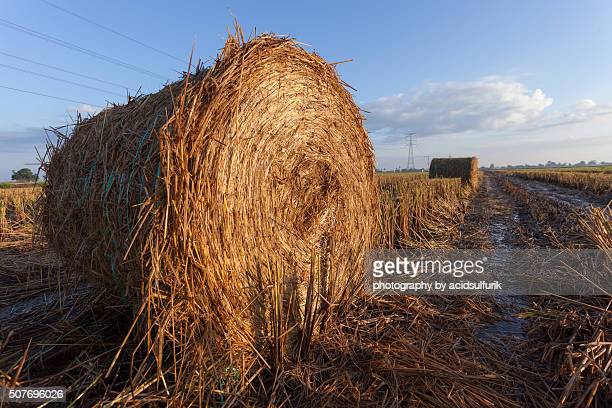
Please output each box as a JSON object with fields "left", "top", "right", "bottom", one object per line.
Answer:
{"left": 429, "top": 157, "right": 479, "bottom": 190}
{"left": 42, "top": 32, "right": 377, "bottom": 400}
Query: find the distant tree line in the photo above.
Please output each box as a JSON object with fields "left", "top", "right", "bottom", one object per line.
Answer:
{"left": 483, "top": 160, "right": 611, "bottom": 170}
{"left": 11, "top": 168, "right": 37, "bottom": 182}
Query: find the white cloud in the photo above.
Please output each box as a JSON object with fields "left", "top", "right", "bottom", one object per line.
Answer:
{"left": 537, "top": 99, "right": 612, "bottom": 128}
{"left": 575, "top": 99, "right": 597, "bottom": 110}
{"left": 364, "top": 76, "right": 553, "bottom": 141}
{"left": 68, "top": 104, "right": 101, "bottom": 115}
{"left": 364, "top": 77, "right": 612, "bottom": 169}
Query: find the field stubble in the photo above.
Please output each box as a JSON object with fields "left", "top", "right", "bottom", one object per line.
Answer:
{"left": 0, "top": 176, "right": 526, "bottom": 406}
{"left": 508, "top": 170, "right": 612, "bottom": 200}
{"left": 0, "top": 170, "right": 610, "bottom": 406}
{"left": 494, "top": 172, "right": 611, "bottom": 407}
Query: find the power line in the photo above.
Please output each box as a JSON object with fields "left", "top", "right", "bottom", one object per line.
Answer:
{"left": 0, "top": 62, "right": 125, "bottom": 97}
{"left": 39, "top": 0, "right": 186, "bottom": 64}
{"left": 0, "top": 50, "right": 135, "bottom": 91}
{"left": 0, "top": 84, "right": 104, "bottom": 108}
{"left": 0, "top": 17, "right": 168, "bottom": 80}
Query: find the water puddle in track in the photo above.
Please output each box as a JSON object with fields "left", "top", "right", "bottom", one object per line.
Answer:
{"left": 470, "top": 175, "right": 530, "bottom": 350}
{"left": 477, "top": 295, "right": 528, "bottom": 348}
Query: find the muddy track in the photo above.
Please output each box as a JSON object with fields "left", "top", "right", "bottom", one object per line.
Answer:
{"left": 458, "top": 173, "right": 574, "bottom": 405}
{"left": 458, "top": 172, "right": 609, "bottom": 406}
{"left": 459, "top": 174, "right": 539, "bottom": 345}
{"left": 507, "top": 175, "right": 610, "bottom": 209}
{"left": 459, "top": 173, "right": 545, "bottom": 249}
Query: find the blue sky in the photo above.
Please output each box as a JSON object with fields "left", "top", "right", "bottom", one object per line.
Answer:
{"left": 1, "top": 0, "right": 611, "bottom": 179}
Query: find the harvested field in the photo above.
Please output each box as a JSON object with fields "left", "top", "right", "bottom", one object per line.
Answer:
{"left": 511, "top": 166, "right": 612, "bottom": 174}
{"left": 508, "top": 170, "right": 612, "bottom": 201}
{"left": 458, "top": 172, "right": 611, "bottom": 407}
{"left": 378, "top": 175, "right": 472, "bottom": 248}
{"left": 0, "top": 187, "right": 39, "bottom": 242}
{"left": 1, "top": 167, "right": 611, "bottom": 406}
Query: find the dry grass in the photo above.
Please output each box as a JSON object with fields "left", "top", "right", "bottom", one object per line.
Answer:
{"left": 565, "top": 206, "right": 612, "bottom": 407}
{"left": 268, "top": 294, "right": 550, "bottom": 407}
{"left": 510, "top": 170, "right": 612, "bottom": 199}
{"left": 0, "top": 188, "right": 133, "bottom": 406}
{"left": 579, "top": 205, "right": 612, "bottom": 250}
{"left": 378, "top": 174, "right": 473, "bottom": 248}
{"left": 0, "top": 244, "right": 132, "bottom": 407}
{"left": 377, "top": 171, "right": 428, "bottom": 179}
{"left": 0, "top": 187, "right": 40, "bottom": 243}
{"left": 539, "top": 253, "right": 610, "bottom": 406}
{"left": 523, "top": 294, "right": 611, "bottom": 408}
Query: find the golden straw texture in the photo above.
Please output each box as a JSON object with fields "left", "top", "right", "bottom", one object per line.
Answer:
{"left": 42, "top": 30, "right": 377, "bottom": 402}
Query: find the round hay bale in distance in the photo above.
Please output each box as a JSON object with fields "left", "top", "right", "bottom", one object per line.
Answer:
{"left": 429, "top": 157, "right": 479, "bottom": 190}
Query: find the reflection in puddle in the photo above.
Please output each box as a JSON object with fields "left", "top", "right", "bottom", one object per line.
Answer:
{"left": 476, "top": 296, "right": 529, "bottom": 352}
{"left": 475, "top": 175, "right": 530, "bottom": 352}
